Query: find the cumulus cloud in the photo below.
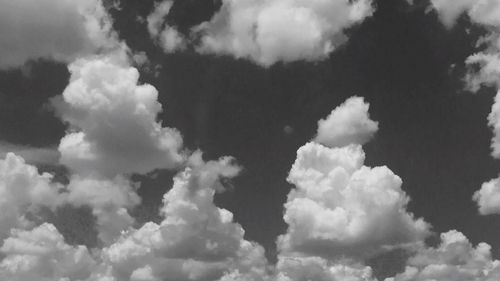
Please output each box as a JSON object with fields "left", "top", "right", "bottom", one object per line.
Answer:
{"left": 0, "top": 0, "right": 118, "bottom": 69}
{"left": 194, "top": 0, "right": 374, "bottom": 66}
{"left": 473, "top": 176, "right": 500, "bottom": 215}
{"left": 315, "top": 96, "right": 379, "bottom": 148}
{"left": 0, "top": 223, "right": 96, "bottom": 281}
{"left": 54, "top": 55, "right": 184, "bottom": 177}
{"left": 278, "top": 98, "right": 429, "bottom": 260}
{"left": 66, "top": 176, "right": 141, "bottom": 244}
{"left": 0, "top": 153, "right": 63, "bottom": 240}
{"left": 430, "top": 0, "right": 500, "bottom": 27}
{"left": 385, "top": 230, "right": 500, "bottom": 281}
{"left": 147, "top": 0, "right": 186, "bottom": 52}
{"left": 89, "top": 155, "right": 270, "bottom": 281}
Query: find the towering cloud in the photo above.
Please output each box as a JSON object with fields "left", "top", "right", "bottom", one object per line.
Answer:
{"left": 88, "top": 154, "right": 270, "bottom": 281}
{"left": 0, "top": 0, "right": 118, "bottom": 69}
{"left": 54, "top": 56, "right": 184, "bottom": 178}
{"left": 193, "top": 0, "right": 374, "bottom": 66}
{"left": 277, "top": 97, "right": 428, "bottom": 281}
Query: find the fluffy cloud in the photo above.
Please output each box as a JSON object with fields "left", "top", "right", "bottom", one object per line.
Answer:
{"left": 194, "top": 0, "right": 374, "bottom": 66}
{"left": 278, "top": 141, "right": 429, "bottom": 259}
{"left": 54, "top": 55, "right": 184, "bottom": 177}
{"left": 385, "top": 230, "right": 500, "bottom": 281}
{"left": 0, "top": 153, "right": 63, "bottom": 240}
{"left": 0, "top": 223, "right": 96, "bottom": 281}
{"left": 278, "top": 98, "right": 429, "bottom": 260}
{"left": 89, "top": 154, "right": 270, "bottom": 281}
{"left": 0, "top": 0, "right": 118, "bottom": 69}
{"left": 473, "top": 176, "right": 500, "bottom": 215}
{"left": 147, "top": 0, "right": 186, "bottom": 52}
{"left": 315, "top": 96, "right": 379, "bottom": 148}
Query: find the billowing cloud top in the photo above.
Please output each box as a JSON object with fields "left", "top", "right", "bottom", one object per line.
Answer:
{"left": 194, "top": 0, "right": 374, "bottom": 66}
{"left": 278, "top": 97, "right": 429, "bottom": 275}
{"left": 315, "top": 96, "right": 379, "bottom": 148}
{"left": 54, "top": 56, "right": 184, "bottom": 177}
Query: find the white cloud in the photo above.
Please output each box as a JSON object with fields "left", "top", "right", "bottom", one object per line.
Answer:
{"left": 0, "top": 153, "right": 64, "bottom": 240}
{"left": 430, "top": 0, "right": 500, "bottom": 27}
{"left": 385, "top": 230, "right": 500, "bottom": 281}
{"left": 278, "top": 97, "right": 428, "bottom": 260}
{"left": 278, "top": 142, "right": 429, "bottom": 259}
{"left": 430, "top": 0, "right": 500, "bottom": 216}
{"left": 0, "top": 0, "right": 118, "bottom": 69}
{"left": 0, "top": 223, "right": 96, "bottom": 281}
{"left": 194, "top": 0, "right": 374, "bottom": 66}
{"left": 473, "top": 176, "right": 500, "bottom": 215}
{"left": 315, "top": 96, "right": 379, "bottom": 148}
{"left": 54, "top": 55, "right": 184, "bottom": 177}
{"left": 147, "top": 1, "right": 186, "bottom": 52}
{"left": 89, "top": 155, "right": 270, "bottom": 281}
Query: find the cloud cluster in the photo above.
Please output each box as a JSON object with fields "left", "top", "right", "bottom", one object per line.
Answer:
{"left": 191, "top": 0, "right": 374, "bottom": 66}
{"left": 84, "top": 155, "right": 269, "bottom": 281}
{"left": 275, "top": 97, "right": 429, "bottom": 280}
{"left": 385, "top": 230, "right": 500, "bottom": 281}
{"left": 0, "top": 0, "right": 117, "bottom": 69}
{"left": 0, "top": 223, "right": 96, "bottom": 281}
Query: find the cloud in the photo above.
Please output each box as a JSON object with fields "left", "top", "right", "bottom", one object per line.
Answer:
{"left": 193, "top": 0, "right": 374, "bottom": 66}
{"left": 88, "top": 155, "right": 270, "bottom": 281}
{"left": 53, "top": 55, "right": 184, "bottom": 178}
{"left": 66, "top": 176, "right": 141, "bottom": 245}
{"left": 0, "top": 153, "right": 64, "bottom": 240}
{"left": 429, "top": 0, "right": 500, "bottom": 27}
{"left": 276, "top": 256, "right": 376, "bottom": 281}
{"left": 473, "top": 176, "right": 500, "bottom": 215}
{"left": 0, "top": 0, "right": 118, "bottom": 69}
{"left": 0, "top": 223, "right": 96, "bottom": 281}
{"left": 278, "top": 97, "right": 429, "bottom": 260}
{"left": 147, "top": 0, "right": 186, "bottom": 52}
{"left": 429, "top": 0, "right": 500, "bottom": 216}
{"left": 315, "top": 96, "right": 379, "bottom": 148}
{"left": 0, "top": 141, "right": 59, "bottom": 166}
{"left": 385, "top": 230, "right": 500, "bottom": 281}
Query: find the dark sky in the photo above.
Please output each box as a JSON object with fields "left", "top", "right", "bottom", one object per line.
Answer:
{"left": 1, "top": 0, "right": 500, "bottom": 276}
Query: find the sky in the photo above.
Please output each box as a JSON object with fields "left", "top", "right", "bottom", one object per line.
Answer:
{"left": 2, "top": 0, "right": 500, "bottom": 280}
